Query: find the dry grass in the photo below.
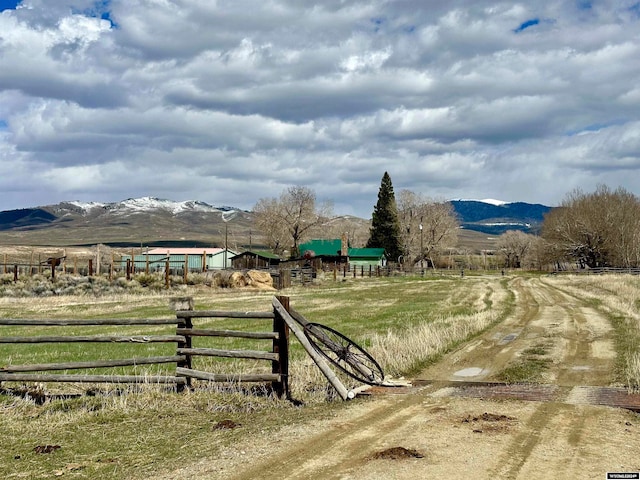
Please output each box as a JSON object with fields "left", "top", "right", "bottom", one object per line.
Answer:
{"left": 543, "top": 274, "right": 640, "bottom": 391}
{"left": 370, "top": 281, "right": 510, "bottom": 376}
{"left": 14, "top": 273, "right": 640, "bottom": 479}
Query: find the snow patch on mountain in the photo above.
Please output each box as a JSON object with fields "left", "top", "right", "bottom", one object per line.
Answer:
{"left": 115, "top": 197, "right": 222, "bottom": 214}
{"left": 66, "top": 201, "right": 107, "bottom": 211}
{"left": 479, "top": 198, "right": 509, "bottom": 206}
{"left": 63, "top": 197, "right": 233, "bottom": 215}
{"left": 454, "top": 198, "right": 510, "bottom": 206}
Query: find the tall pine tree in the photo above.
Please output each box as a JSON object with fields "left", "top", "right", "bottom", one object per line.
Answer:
{"left": 367, "top": 171, "right": 403, "bottom": 261}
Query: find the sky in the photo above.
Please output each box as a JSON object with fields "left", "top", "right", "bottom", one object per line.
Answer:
{"left": 1, "top": 1, "right": 640, "bottom": 217}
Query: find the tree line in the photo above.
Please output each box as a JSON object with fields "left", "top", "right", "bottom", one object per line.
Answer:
{"left": 253, "top": 174, "right": 640, "bottom": 270}
{"left": 253, "top": 172, "right": 458, "bottom": 265}
{"left": 501, "top": 185, "right": 640, "bottom": 270}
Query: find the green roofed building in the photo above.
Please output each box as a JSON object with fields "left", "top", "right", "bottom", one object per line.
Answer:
{"left": 299, "top": 238, "right": 386, "bottom": 267}
{"left": 299, "top": 239, "right": 345, "bottom": 258}
{"left": 348, "top": 247, "right": 386, "bottom": 267}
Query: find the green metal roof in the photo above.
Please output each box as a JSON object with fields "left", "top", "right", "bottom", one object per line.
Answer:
{"left": 348, "top": 247, "right": 385, "bottom": 259}
{"left": 299, "top": 239, "right": 343, "bottom": 256}
{"left": 299, "top": 239, "right": 385, "bottom": 259}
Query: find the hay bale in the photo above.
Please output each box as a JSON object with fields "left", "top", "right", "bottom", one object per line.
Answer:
{"left": 246, "top": 270, "right": 275, "bottom": 290}
{"left": 229, "top": 271, "right": 248, "bottom": 288}
{"left": 214, "top": 271, "right": 247, "bottom": 288}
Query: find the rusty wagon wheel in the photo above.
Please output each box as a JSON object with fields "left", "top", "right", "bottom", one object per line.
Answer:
{"left": 303, "top": 322, "right": 385, "bottom": 385}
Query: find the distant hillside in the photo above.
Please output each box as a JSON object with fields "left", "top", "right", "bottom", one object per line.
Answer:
{"left": 0, "top": 208, "right": 57, "bottom": 231}
{"left": 450, "top": 200, "right": 552, "bottom": 235}
{"left": 0, "top": 197, "right": 255, "bottom": 248}
{"left": 0, "top": 197, "right": 553, "bottom": 249}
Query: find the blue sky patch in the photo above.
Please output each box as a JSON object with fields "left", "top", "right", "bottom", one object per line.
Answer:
{"left": 565, "top": 120, "right": 626, "bottom": 136}
{"left": 0, "top": 120, "right": 8, "bottom": 130}
{"left": 514, "top": 18, "right": 540, "bottom": 33}
{"left": 577, "top": 1, "right": 592, "bottom": 10}
{"left": 0, "top": 0, "right": 20, "bottom": 11}
{"left": 72, "top": 0, "right": 117, "bottom": 28}
{"left": 371, "top": 17, "right": 385, "bottom": 32}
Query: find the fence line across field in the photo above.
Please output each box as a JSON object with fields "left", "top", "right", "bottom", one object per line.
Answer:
{"left": 0, "top": 296, "right": 291, "bottom": 398}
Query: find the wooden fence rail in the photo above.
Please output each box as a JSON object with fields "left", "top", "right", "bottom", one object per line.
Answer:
{"left": 0, "top": 296, "right": 290, "bottom": 398}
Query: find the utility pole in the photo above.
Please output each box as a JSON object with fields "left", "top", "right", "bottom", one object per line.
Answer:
{"left": 419, "top": 218, "right": 423, "bottom": 268}
{"left": 224, "top": 222, "right": 228, "bottom": 269}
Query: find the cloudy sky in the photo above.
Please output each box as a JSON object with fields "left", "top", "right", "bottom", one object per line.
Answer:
{"left": 1, "top": 0, "right": 640, "bottom": 217}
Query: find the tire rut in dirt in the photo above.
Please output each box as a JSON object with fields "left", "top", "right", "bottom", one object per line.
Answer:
{"left": 230, "top": 393, "right": 428, "bottom": 480}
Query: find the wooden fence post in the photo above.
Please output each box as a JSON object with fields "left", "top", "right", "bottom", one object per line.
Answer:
{"left": 273, "top": 296, "right": 290, "bottom": 399}
{"left": 88, "top": 259, "right": 93, "bottom": 276}
{"left": 126, "top": 259, "right": 131, "bottom": 281}
{"left": 273, "top": 299, "right": 354, "bottom": 401}
{"left": 172, "top": 297, "right": 194, "bottom": 392}
{"left": 184, "top": 255, "right": 188, "bottom": 284}
{"left": 165, "top": 258, "right": 170, "bottom": 289}
{"left": 14, "top": 265, "right": 18, "bottom": 283}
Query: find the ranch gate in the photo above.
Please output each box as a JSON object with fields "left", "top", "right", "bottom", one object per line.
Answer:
{"left": 0, "top": 296, "right": 291, "bottom": 398}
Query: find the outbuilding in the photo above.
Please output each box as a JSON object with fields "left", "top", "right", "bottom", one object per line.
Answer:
{"left": 121, "top": 247, "right": 238, "bottom": 272}
{"left": 230, "top": 250, "right": 281, "bottom": 270}
{"left": 298, "top": 239, "right": 386, "bottom": 268}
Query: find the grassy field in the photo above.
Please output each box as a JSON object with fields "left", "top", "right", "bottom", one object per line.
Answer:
{"left": 0, "top": 272, "right": 638, "bottom": 479}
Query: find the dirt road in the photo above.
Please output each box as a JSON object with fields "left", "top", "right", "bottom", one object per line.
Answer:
{"left": 171, "top": 277, "right": 640, "bottom": 479}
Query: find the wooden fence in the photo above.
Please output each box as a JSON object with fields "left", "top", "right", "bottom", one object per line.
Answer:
{"left": 557, "top": 267, "right": 640, "bottom": 276}
{"left": 0, "top": 296, "right": 290, "bottom": 398}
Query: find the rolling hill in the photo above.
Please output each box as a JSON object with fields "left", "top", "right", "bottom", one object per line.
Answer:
{"left": 0, "top": 197, "right": 552, "bottom": 251}
{"left": 450, "top": 200, "right": 552, "bottom": 235}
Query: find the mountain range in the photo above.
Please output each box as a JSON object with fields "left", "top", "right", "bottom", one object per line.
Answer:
{"left": 0, "top": 197, "right": 552, "bottom": 249}
{"left": 449, "top": 200, "right": 552, "bottom": 235}
{"left": 0, "top": 197, "right": 254, "bottom": 248}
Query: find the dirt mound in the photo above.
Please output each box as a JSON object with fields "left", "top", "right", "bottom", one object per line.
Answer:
{"left": 462, "top": 412, "right": 516, "bottom": 423}
{"left": 369, "top": 447, "right": 425, "bottom": 460}
{"left": 213, "top": 420, "right": 241, "bottom": 430}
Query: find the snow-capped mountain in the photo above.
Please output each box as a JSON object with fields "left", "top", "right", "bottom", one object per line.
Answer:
{"left": 0, "top": 197, "right": 251, "bottom": 247}
{"left": 0, "top": 197, "right": 552, "bottom": 247}
{"left": 450, "top": 200, "right": 552, "bottom": 235}
{"left": 63, "top": 197, "right": 231, "bottom": 216}
{"left": 454, "top": 198, "right": 510, "bottom": 206}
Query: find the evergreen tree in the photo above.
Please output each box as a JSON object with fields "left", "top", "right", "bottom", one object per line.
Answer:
{"left": 367, "top": 172, "right": 403, "bottom": 261}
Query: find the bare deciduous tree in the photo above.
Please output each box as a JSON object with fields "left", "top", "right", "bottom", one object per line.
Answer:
{"left": 496, "top": 230, "right": 535, "bottom": 268}
{"left": 253, "top": 186, "right": 332, "bottom": 257}
{"left": 397, "top": 190, "right": 459, "bottom": 267}
{"left": 321, "top": 216, "right": 370, "bottom": 248}
{"left": 542, "top": 185, "right": 640, "bottom": 268}
{"left": 253, "top": 197, "right": 289, "bottom": 255}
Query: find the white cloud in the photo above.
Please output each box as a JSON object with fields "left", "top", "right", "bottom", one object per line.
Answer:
{"left": 1, "top": 0, "right": 640, "bottom": 215}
